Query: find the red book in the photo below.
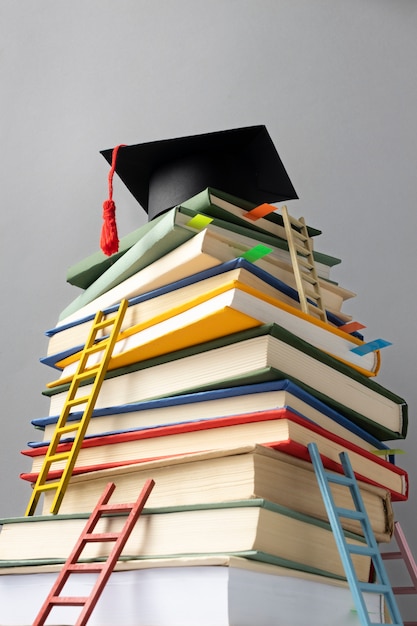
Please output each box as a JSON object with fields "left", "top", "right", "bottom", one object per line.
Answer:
{"left": 21, "top": 407, "right": 408, "bottom": 501}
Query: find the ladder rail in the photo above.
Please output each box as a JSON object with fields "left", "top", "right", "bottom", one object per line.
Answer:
{"left": 33, "top": 479, "right": 155, "bottom": 626}
{"left": 281, "top": 206, "right": 327, "bottom": 323}
{"left": 308, "top": 442, "right": 404, "bottom": 626}
{"left": 25, "top": 299, "right": 128, "bottom": 516}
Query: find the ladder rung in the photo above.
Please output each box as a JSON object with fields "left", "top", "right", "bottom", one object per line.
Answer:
{"left": 65, "top": 395, "right": 92, "bottom": 407}
{"left": 381, "top": 551, "right": 403, "bottom": 560}
{"left": 98, "top": 503, "right": 135, "bottom": 514}
{"left": 66, "top": 562, "right": 105, "bottom": 574}
{"left": 49, "top": 596, "right": 88, "bottom": 606}
{"left": 358, "top": 581, "right": 393, "bottom": 595}
{"left": 334, "top": 507, "right": 365, "bottom": 521}
{"left": 83, "top": 342, "right": 109, "bottom": 356}
{"left": 55, "top": 423, "right": 82, "bottom": 436}
{"left": 347, "top": 544, "right": 378, "bottom": 557}
{"left": 83, "top": 532, "right": 121, "bottom": 542}
{"left": 325, "top": 473, "right": 355, "bottom": 487}
{"left": 45, "top": 451, "right": 71, "bottom": 464}
{"left": 33, "top": 482, "right": 62, "bottom": 493}
{"left": 297, "top": 256, "right": 314, "bottom": 269}
{"left": 288, "top": 215, "right": 305, "bottom": 230}
{"left": 291, "top": 230, "right": 308, "bottom": 243}
{"left": 392, "top": 585, "right": 417, "bottom": 595}
{"left": 293, "top": 242, "right": 310, "bottom": 256}
{"left": 72, "top": 369, "right": 100, "bottom": 383}
{"left": 93, "top": 316, "right": 119, "bottom": 331}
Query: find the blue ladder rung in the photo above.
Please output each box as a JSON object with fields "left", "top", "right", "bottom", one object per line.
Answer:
{"left": 307, "top": 442, "right": 405, "bottom": 626}
{"left": 335, "top": 506, "right": 366, "bottom": 521}
{"left": 358, "top": 581, "right": 396, "bottom": 595}
{"left": 347, "top": 544, "right": 378, "bottom": 558}
{"left": 325, "top": 472, "right": 356, "bottom": 487}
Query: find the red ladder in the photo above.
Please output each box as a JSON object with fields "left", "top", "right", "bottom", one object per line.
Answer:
{"left": 381, "top": 521, "right": 417, "bottom": 626}
{"left": 33, "top": 479, "right": 155, "bottom": 626}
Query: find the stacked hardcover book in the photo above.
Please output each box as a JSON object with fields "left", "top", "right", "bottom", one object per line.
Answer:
{"left": 0, "top": 126, "right": 408, "bottom": 625}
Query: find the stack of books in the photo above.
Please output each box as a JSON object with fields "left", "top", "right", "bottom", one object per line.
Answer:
{"left": 0, "top": 126, "right": 408, "bottom": 625}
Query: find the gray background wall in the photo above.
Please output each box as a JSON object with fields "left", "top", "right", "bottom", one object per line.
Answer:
{"left": 1, "top": 0, "right": 416, "bottom": 595}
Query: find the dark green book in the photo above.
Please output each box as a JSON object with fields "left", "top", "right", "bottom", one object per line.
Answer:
{"left": 0, "top": 498, "right": 369, "bottom": 582}
{"left": 43, "top": 322, "right": 407, "bottom": 441}
{"left": 66, "top": 188, "right": 340, "bottom": 291}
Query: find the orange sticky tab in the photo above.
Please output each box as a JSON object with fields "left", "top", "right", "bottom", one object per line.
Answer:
{"left": 243, "top": 203, "right": 277, "bottom": 221}
{"left": 338, "top": 321, "right": 366, "bottom": 334}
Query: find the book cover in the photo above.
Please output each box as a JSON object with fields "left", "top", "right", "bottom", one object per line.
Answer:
{"left": 49, "top": 282, "right": 378, "bottom": 383}
{"left": 32, "top": 379, "right": 392, "bottom": 457}
{"left": 43, "top": 322, "right": 408, "bottom": 441}
{"left": 22, "top": 408, "right": 408, "bottom": 500}
{"left": 30, "top": 444, "right": 394, "bottom": 541}
{"left": 58, "top": 211, "right": 354, "bottom": 326}
{"left": 45, "top": 257, "right": 355, "bottom": 359}
{"left": 0, "top": 556, "right": 388, "bottom": 626}
{"left": 0, "top": 498, "right": 372, "bottom": 582}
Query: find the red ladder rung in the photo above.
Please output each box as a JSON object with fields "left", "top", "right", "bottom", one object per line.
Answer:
{"left": 32, "top": 479, "right": 155, "bottom": 626}
{"left": 49, "top": 596, "right": 89, "bottom": 606}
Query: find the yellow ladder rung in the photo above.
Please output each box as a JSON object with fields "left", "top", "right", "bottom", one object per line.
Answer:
{"left": 55, "top": 423, "right": 81, "bottom": 436}
{"left": 65, "top": 395, "right": 93, "bottom": 407}
{"left": 34, "top": 482, "right": 64, "bottom": 493}
{"left": 25, "top": 299, "right": 128, "bottom": 517}
{"left": 82, "top": 342, "right": 110, "bottom": 357}
{"left": 45, "top": 452, "right": 72, "bottom": 464}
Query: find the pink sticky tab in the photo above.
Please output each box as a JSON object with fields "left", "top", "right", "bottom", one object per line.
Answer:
{"left": 243, "top": 203, "right": 277, "bottom": 221}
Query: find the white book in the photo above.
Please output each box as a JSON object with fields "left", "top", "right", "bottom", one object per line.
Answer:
{"left": 0, "top": 556, "right": 388, "bottom": 626}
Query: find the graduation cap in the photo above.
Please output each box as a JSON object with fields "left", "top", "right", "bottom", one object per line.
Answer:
{"left": 100, "top": 125, "right": 298, "bottom": 255}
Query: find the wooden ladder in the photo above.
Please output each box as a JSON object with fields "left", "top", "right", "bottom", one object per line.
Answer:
{"left": 25, "top": 299, "right": 128, "bottom": 516}
{"left": 32, "top": 479, "right": 155, "bottom": 626}
{"left": 281, "top": 205, "right": 327, "bottom": 322}
{"left": 308, "top": 441, "right": 404, "bottom": 626}
{"left": 381, "top": 521, "right": 417, "bottom": 626}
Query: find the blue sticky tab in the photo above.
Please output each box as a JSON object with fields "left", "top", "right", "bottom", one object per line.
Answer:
{"left": 350, "top": 338, "right": 392, "bottom": 356}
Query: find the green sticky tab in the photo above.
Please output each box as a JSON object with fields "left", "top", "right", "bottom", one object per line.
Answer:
{"left": 372, "top": 448, "right": 405, "bottom": 457}
{"left": 240, "top": 245, "right": 273, "bottom": 263}
{"left": 186, "top": 214, "right": 213, "bottom": 230}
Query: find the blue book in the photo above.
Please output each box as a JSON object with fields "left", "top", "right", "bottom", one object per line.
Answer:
{"left": 43, "top": 257, "right": 361, "bottom": 369}
{"left": 30, "top": 379, "right": 393, "bottom": 461}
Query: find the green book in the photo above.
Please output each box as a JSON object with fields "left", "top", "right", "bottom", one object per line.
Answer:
{"left": 65, "top": 188, "right": 340, "bottom": 291}
{"left": 43, "top": 322, "right": 407, "bottom": 441}
{"left": 180, "top": 186, "right": 322, "bottom": 238}
{"left": 0, "top": 498, "right": 369, "bottom": 581}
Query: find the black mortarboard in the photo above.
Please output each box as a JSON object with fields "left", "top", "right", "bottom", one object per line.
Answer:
{"left": 101, "top": 125, "right": 298, "bottom": 223}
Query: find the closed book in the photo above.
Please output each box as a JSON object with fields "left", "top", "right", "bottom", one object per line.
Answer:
{"left": 32, "top": 380, "right": 392, "bottom": 457}
{"left": 49, "top": 282, "right": 378, "bottom": 383}
{"left": 179, "top": 186, "right": 323, "bottom": 241}
{"left": 0, "top": 498, "right": 372, "bottom": 582}
{"left": 0, "top": 556, "right": 389, "bottom": 626}
{"left": 22, "top": 408, "right": 408, "bottom": 501}
{"left": 57, "top": 220, "right": 354, "bottom": 328}
{"left": 45, "top": 258, "right": 353, "bottom": 359}
{"left": 65, "top": 186, "right": 333, "bottom": 290}
{"left": 43, "top": 322, "right": 408, "bottom": 441}
{"left": 31, "top": 444, "right": 394, "bottom": 541}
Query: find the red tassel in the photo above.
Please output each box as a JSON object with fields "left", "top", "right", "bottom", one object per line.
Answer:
{"left": 100, "top": 143, "right": 126, "bottom": 256}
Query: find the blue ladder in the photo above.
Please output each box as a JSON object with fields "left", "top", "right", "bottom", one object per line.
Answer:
{"left": 308, "top": 441, "right": 404, "bottom": 626}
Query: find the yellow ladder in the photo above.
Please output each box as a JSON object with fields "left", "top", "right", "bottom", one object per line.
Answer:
{"left": 25, "top": 299, "right": 128, "bottom": 516}
{"left": 281, "top": 205, "right": 327, "bottom": 323}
